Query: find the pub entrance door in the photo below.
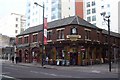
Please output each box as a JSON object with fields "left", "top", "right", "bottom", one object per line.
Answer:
{"left": 70, "top": 52, "right": 78, "bottom": 65}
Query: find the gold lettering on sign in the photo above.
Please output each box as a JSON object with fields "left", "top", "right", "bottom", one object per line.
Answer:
{"left": 66, "top": 35, "right": 81, "bottom": 41}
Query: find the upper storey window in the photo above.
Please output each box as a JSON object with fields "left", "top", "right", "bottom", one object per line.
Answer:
{"left": 57, "top": 28, "right": 65, "bottom": 39}
{"left": 87, "top": 2, "right": 90, "bottom": 7}
{"left": 92, "top": 1, "right": 95, "bottom": 6}
{"left": 18, "top": 37, "right": 22, "bottom": 44}
{"left": 24, "top": 36, "right": 28, "bottom": 43}
{"left": 33, "top": 34, "right": 38, "bottom": 42}
{"left": 71, "top": 27, "right": 78, "bottom": 35}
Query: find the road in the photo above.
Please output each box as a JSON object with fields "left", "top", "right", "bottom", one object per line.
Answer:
{"left": 1, "top": 61, "right": 119, "bottom": 80}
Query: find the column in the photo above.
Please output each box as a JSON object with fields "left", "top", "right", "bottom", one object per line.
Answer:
{"left": 99, "top": 47, "right": 103, "bottom": 63}
{"left": 53, "top": 47, "right": 56, "bottom": 64}
{"left": 67, "top": 46, "right": 70, "bottom": 62}
{"left": 93, "top": 47, "right": 96, "bottom": 64}
{"left": 87, "top": 47, "right": 90, "bottom": 65}
{"left": 77, "top": 47, "right": 82, "bottom": 65}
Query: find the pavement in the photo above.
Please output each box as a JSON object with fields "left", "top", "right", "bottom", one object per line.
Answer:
{"left": 2, "top": 59, "right": 119, "bottom": 74}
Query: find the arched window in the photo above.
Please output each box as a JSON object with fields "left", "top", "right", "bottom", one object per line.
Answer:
{"left": 71, "top": 27, "right": 78, "bottom": 35}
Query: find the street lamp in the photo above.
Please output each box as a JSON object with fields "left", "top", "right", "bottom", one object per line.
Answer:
{"left": 34, "top": 2, "right": 45, "bottom": 67}
{"left": 101, "top": 12, "right": 111, "bottom": 72}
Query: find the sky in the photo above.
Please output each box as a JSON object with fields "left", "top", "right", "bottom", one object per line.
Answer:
{"left": 0, "top": 0, "right": 26, "bottom": 17}
{"left": 0, "top": 0, "right": 26, "bottom": 37}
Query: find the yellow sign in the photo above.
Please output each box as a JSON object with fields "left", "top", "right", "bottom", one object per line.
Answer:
{"left": 66, "top": 35, "right": 81, "bottom": 41}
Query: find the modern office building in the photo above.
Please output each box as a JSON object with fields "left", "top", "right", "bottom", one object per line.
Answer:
{"left": 26, "top": 0, "right": 45, "bottom": 29}
{"left": 83, "top": 0, "right": 120, "bottom": 33}
{"left": 26, "top": 0, "right": 84, "bottom": 29}
{"left": 0, "top": 13, "right": 26, "bottom": 37}
{"left": 118, "top": 1, "right": 120, "bottom": 33}
{"left": 26, "top": 0, "right": 119, "bottom": 33}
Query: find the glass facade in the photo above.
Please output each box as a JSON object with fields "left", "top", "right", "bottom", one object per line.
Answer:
{"left": 51, "top": 0, "right": 61, "bottom": 21}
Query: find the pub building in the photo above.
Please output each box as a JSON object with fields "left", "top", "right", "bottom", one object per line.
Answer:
{"left": 16, "top": 16, "right": 120, "bottom": 66}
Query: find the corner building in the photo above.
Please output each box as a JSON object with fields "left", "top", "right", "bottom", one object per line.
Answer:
{"left": 16, "top": 16, "right": 120, "bottom": 65}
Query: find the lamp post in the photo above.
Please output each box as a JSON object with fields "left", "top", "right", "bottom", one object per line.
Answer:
{"left": 34, "top": 2, "right": 44, "bottom": 67}
{"left": 101, "top": 12, "right": 111, "bottom": 72}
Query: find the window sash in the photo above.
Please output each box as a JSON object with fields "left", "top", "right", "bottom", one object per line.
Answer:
{"left": 57, "top": 30, "right": 64, "bottom": 39}
{"left": 85, "top": 30, "right": 91, "bottom": 39}
{"left": 18, "top": 38, "right": 22, "bottom": 44}
{"left": 47, "top": 32, "right": 52, "bottom": 40}
{"left": 87, "top": 2, "right": 90, "bottom": 7}
{"left": 24, "top": 37, "right": 28, "bottom": 43}
{"left": 33, "top": 35, "right": 38, "bottom": 42}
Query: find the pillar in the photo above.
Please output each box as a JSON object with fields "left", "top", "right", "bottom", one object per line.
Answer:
{"left": 87, "top": 47, "right": 90, "bottom": 65}
{"left": 53, "top": 47, "right": 56, "bottom": 64}
{"left": 99, "top": 47, "right": 103, "bottom": 63}
{"left": 78, "top": 47, "right": 82, "bottom": 65}
{"left": 68, "top": 52, "right": 70, "bottom": 62}
{"left": 67, "top": 46, "right": 70, "bottom": 62}
{"left": 93, "top": 47, "right": 96, "bottom": 64}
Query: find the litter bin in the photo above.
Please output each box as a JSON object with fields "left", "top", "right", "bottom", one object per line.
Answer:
{"left": 66, "top": 60, "right": 70, "bottom": 66}
{"left": 62, "top": 60, "right": 65, "bottom": 66}
{"left": 56, "top": 59, "right": 60, "bottom": 66}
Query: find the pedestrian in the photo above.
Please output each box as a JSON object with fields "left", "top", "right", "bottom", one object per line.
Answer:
{"left": 15, "top": 56, "right": 18, "bottom": 64}
{"left": 72, "top": 58, "right": 75, "bottom": 65}
{"left": 46, "top": 56, "right": 48, "bottom": 64}
{"left": 11, "top": 56, "right": 14, "bottom": 63}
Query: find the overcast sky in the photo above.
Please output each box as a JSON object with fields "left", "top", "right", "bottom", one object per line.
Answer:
{"left": 0, "top": 0, "right": 26, "bottom": 17}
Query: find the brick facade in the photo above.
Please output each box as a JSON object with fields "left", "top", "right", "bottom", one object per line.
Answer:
{"left": 16, "top": 16, "right": 120, "bottom": 65}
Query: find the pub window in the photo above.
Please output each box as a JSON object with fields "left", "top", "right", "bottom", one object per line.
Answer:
{"left": 85, "top": 30, "right": 91, "bottom": 39}
{"left": 71, "top": 27, "right": 78, "bottom": 35}
{"left": 57, "top": 30, "right": 61, "bottom": 39}
{"left": 57, "top": 29, "right": 64, "bottom": 39}
{"left": 61, "top": 30, "right": 64, "bottom": 39}
{"left": 33, "top": 34, "right": 38, "bottom": 42}
{"left": 24, "top": 37, "right": 28, "bottom": 43}
{"left": 18, "top": 38, "right": 22, "bottom": 44}
{"left": 47, "top": 31, "right": 52, "bottom": 40}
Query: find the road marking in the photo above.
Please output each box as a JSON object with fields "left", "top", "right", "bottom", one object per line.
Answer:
{"left": 58, "top": 75, "right": 72, "bottom": 77}
{"left": 30, "top": 71, "right": 39, "bottom": 73}
{"left": 39, "top": 72, "right": 72, "bottom": 77}
{"left": 49, "top": 74, "right": 57, "bottom": 76}
{"left": 92, "top": 70, "right": 101, "bottom": 73}
{"left": 2, "top": 75, "right": 14, "bottom": 79}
